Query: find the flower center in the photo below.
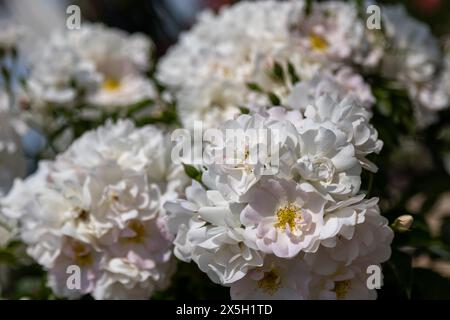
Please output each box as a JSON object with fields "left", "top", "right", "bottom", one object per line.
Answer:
{"left": 102, "top": 78, "right": 121, "bottom": 91}
{"left": 127, "top": 220, "right": 146, "bottom": 243}
{"left": 309, "top": 34, "right": 328, "bottom": 51}
{"left": 74, "top": 207, "right": 89, "bottom": 221}
{"left": 258, "top": 269, "right": 281, "bottom": 295}
{"left": 274, "top": 203, "right": 302, "bottom": 231}
{"left": 244, "top": 147, "right": 250, "bottom": 161}
{"left": 333, "top": 280, "right": 351, "bottom": 299}
{"left": 72, "top": 241, "right": 93, "bottom": 266}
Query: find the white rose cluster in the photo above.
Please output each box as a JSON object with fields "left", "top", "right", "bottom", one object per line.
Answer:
{"left": 381, "top": 5, "right": 449, "bottom": 126}
{"left": 165, "top": 84, "right": 393, "bottom": 299}
{"left": 1, "top": 120, "right": 188, "bottom": 299}
{"left": 1, "top": 0, "right": 446, "bottom": 301}
{"left": 25, "top": 23, "right": 155, "bottom": 118}
{"left": 158, "top": 0, "right": 449, "bottom": 129}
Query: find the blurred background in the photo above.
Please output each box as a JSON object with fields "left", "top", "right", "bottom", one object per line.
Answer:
{"left": 1, "top": 0, "right": 449, "bottom": 56}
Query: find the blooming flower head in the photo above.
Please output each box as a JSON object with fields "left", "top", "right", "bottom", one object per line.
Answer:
{"left": 241, "top": 178, "right": 327, "bottom": 258}
{"left": 380, "top": 5, "right": 448, "bottom": 125}
{"left": 26, "top": 32, "right": 101, "bottom": 107}
{"left": 288, "top": 1, "right": 364, "bottom": 61}
{"left": 306, "top": 197, "right": 394, "bottom": 275}
{"left": 1, "top": 120, "right": 185, "bottom": 299}
{"left": 68, "top": 23, "right": 155, "bottom": 109}
{"left": 157, "top": 1, "right": 341, "bottom": 129}
{"left": 165, "top": 180, "right": 264, "bottom": 284}
{"left": 287, "top": 70, "right": 375, "bottom": 110}
{"left": 300, "top": 94, "right": 383, "bottom": 171}
{"left": 308, "top": 262, "right": 378, "bottom": 300}
{"left": 202, "top": 111, "right": 300, "bottom": 202}
{"left": 294, "top": 121, "right": 362, "bottom": 200}
{"left": 230, "top": 255, "right": 311, "bottom": 300}
{"left": 25, "top": 23, "right": 155, "bottom": 118}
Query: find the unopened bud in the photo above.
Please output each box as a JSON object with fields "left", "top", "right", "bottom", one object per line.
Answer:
{"left": 392, "top": 215, "right": 414, "bottom": 232}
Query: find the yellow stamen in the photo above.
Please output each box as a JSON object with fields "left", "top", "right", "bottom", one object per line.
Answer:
{"left": 102, "top": 78, "right": 121, "bottom": 91}
{"left": 309, "top": 34, "right": 328, "bottom": 51}
{"left": 333, "top": 280, "right": 351, "bottom": 299}
{"left": 258, "top": 269, "right": 281, "bottom": 295}
{"left": 127, "top": 220, "right": 146, "bottom": 243}
{"left": 72, "top": 241, "right": 93, "bottom": 266}
{"left": 274, "top": 203, "right": 302, "bottom": 231}
{"left": 244, "top": 148, "right": 250, "bottom": 161}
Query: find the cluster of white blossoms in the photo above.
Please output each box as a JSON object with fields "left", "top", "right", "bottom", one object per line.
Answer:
{"left": 161, "top": 0, "right": 399, "bottom": 300}
{"left": 24, "top": 23, "right": 155, "bottom": 118}
{"left": 381, "top": 5, "right": 449, "bottom": 126}
{"left": 158, "top": 0, "right": 449, "bottom": 129}
{"left": 1, "top": 0, "right": 447, "bottom": 301}
{"left": 1, "top": 120, "right": 188, "bottom": 299}
{"left": 165, "top": 87, "right": 393, "bottom": 299}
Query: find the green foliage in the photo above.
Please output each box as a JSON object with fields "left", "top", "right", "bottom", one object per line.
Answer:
{"left": 267, "top": 92, "right": 281, "bottom": 106}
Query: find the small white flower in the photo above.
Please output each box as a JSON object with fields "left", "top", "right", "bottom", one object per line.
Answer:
{"left": 46, "top": 238, "right": 102, "bottom": 299}
{"left": 241, "top": 178, "right": 326, "bottom": 258}
{"left": 86, "top": 74, "right": 155, "bottom": 111}
{"left": 92, "top": 252, "right": 175, "bottom": 300}
{"left": 308, "top": 262, "right": 378, "bottom": 300}
{"left": 165, "top": 180, "right": 264, "bottom": 284}
{"left": 25, "top": 23, "right": 155, "bottom": 119}
{"left": 294, "top": 122, "right": 362, "bottom": 200}
{"left": 381, "top": 5, "right": 448, "bottom": 123}
{"left": 202, "top": 112, "right": 300, "bottom": 202}
{"left": 302, "top": 94, "right": 383, "bottom": 171}
{"left": 26, "top": 33, "right": 101, "bottom": 107}
{"left": 230, "top": 255, "right": 311, "bottom": 300}
{"left": 175, "top": 80, "right": 243, "bottom": 130}
{"left": 288, "top": 1, "right": 364, "bottom": 61}
{"left": 382, "top": 5, "right": 441, "bottom": 84}
{"left": 306, "top": 197, "right": 393, "bottom": 276}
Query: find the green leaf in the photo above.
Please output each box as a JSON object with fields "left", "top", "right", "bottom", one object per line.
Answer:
{"left": 246, "top": 82, "right": 263, "bottom": 93}
{"left": 287, "top": 61, "right": 300, "bottom": 84}
{"left": 386, "top": 249, "right": 413, "bottom": 299}
{"left": 272, "top": 61, "right": 285, "bottom": 82}
{"left": 305, "top": 0, "right": 313, "bottom": 15}
{"left": 182, "top": 163, "right": 202, "bottom": 182}
{"left": 0, "top": 250, "right": 16, "bottom": 264}
{"left": 267, "top": 92, "right": 281, "bottom": 106}
{"left": 1, "top": 66, "right": 10, "bottom": 82}
{"left": 239, "top": 106, "right": 250, "bottom": 114}
{"left": 125, "top": 98, "right": 154, "bottom": 117}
